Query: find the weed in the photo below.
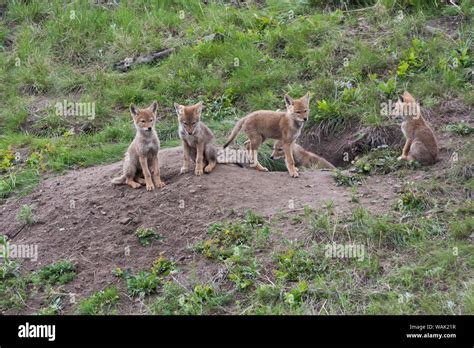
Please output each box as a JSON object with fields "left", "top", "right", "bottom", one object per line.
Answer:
{"left": 332, "top": 170, "right": 363, "bottom": 187}
{"left": 445, "top": 122, "right": 474, "bottom": 136}
{"left": 38, "top": 260, "right": 76, "bottom": 286}
{"left": 126, "top": 271, "right": 160, "bottom": 297}
{"left": 150, "top": 255, "right": 177, "bottom": 277}
{"left": 149, "top": 281, "right": 228, "bottom": 315}
{"left": 16, "top": 204, "right": 37, "bottom": 225}
{"left": 193, "top": 210, "right": 269, "bottom": 260}
{"left": 135, "top": 227, "right": 161, "bottom": 246}
{"left": 77, "top": 287, "right": 120, "bottom": 315}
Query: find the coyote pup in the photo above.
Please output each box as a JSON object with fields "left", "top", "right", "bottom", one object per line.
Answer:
{"left": 270, "top": 140, "right": 335, "bottom": 169}
{"left": 391, "top": 92, "right": 439, "bottom": 165}
{"left": 174, "top": 101, "right": 217, "bottom": 176}
{"left": 111, "top": 101, "right": 165, "bottom": 190}
{"left": 223, "top": 93, "right": 310, "bottom": 177}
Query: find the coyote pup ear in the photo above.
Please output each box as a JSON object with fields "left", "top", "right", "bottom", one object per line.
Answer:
{"left": 195, "top": 101, "right": 203, "bottom": 116}
{"left": 130, "top": 104, "right": 139, "bottom": 118}
{"left": 174, "top": 102, "right": 183, "bottom": 116}
{"left": 284, "top": 94, "right": 294, "bottom": 108}
{"left": 149, "top": 100, "right": 158, "bottom": 114}
{"left": 303, "top": 92, "right": 311, "bottom": 104}
{"left": 402, "top": 91, "right": 415, "bottom": 103}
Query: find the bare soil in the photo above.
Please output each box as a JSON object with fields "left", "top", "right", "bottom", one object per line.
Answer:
{"left": 1, "top": 146, "right": 399, "bottom": 314}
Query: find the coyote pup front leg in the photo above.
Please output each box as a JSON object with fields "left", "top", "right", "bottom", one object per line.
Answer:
{"left": 283, "top": 142, "right": 298, "bottom": 177}
{"left": 152, "top": 155, "right": 165, "bottom": 188}
{"left": 398, "top": 138, "right": 413, "bottom": 161}
{"left": 139, "top": 156, "right": 155, "bottom": 191}
{"left": 195, "top": 142, "right": 204, "bottom": 176}
{"left": 181, "top": 140, "right": 191, "bottom": 174}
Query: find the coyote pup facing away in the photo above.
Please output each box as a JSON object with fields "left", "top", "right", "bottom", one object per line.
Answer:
{"left": 111, "top": 101, "right": 165, "bottom": 191}
{"left": 223, "top": 93, "right": 311, "bottom": 178}
{"left": 174, "top": 101, "right": 217, "bottom": 176}
{"left": 391, "top": 91, "right": 439, "bottom": 165}
{"left": 270, "top": 140, "right": 335, "bottom": 169}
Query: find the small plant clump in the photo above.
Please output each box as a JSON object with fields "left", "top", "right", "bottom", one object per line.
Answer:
{"left": 135, "top": 227, "right": 161, "bottom": 246}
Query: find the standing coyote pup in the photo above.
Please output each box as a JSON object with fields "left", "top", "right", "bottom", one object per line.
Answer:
{"left": 391, "top": 91, "right": 439, "bottom": 165}
{"left": 270, "top": 140, "right": 335, "bottom": 169}
{"left": 223, "top": 93, "right": 310, "bottom": 178}
{"left": 174, "top": 101, "right": 217, "bottom": 176}
{"left": 111, "top": 101, "right": 165, "bottom": 190}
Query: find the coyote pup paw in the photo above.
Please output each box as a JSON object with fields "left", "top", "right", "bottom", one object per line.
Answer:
{"left": 290, "top": 170, "right": 299, "bottom": 178}
{"left": 146, "top": 182, "right": 155, "bottom": 191}
{"left": 155, "top": 181, "right": 165, "bottom": 188}
{"left": 204, "top": 165, "right": 213, "bottom": 173}
{"left": 397, "top": 155, "right": 407, "bottom": 161}
{"left": 195, "top": 168, "right": 203, "bottom": 176}
{"left": 180, "top": 166, "right": 190, "bottom": 174}
{"left": 129, "top": 182, "right": 141, "bottom": 189}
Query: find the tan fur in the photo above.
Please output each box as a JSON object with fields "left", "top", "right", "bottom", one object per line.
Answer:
{"left": 391, "top": 92, "right": 439, "bottom": 165}
{"left": 111, "top": 101, "right": 165, "bottom": 190}
{"left": 174, "top": 101, "right": 217, "bottom": 176}
{"left": 270, "top": 140, "right": 335, "bottom": 169}
{"left": 223, "top": 93, "right": 311, "bottom": 177}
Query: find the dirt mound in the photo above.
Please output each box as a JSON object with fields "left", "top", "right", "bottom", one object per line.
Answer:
{"left": 2, "top": 147, "right": 398, "bottom": 313}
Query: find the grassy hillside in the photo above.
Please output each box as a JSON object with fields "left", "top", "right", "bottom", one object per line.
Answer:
{"left": 0, "top": 0, "right": 473, "bottom": 315}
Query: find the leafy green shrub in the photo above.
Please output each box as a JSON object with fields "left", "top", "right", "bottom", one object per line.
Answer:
{"left": 126, "top": 271, "right": 160, "bottom": 297}
{"left": 445, "top": 122, "right": 474, "bottom": 136}
{"left": 225, "top": 251, "right": 259, "bottom": 291}
{"left": 274, "top": 245, "right": 327, "bottom": 281}
{"left": 149, "top": 282, "right": 228, "bottom": 315}
{"left": 39, "top": 260, "right": 76, "bottom": 285}
{"left": 150, "top": 255, "right": 177, "bottom": 277}
{"left": 135, "top": 227, "right": 161, "bottom": 246}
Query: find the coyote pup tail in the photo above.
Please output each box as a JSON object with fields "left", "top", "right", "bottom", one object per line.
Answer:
{"left": 111, "top": 175, "right": 126, "bottom": 185}
{"left": 314, "top": 155, "right": 335, "bottom": 169}
{"left": 223, "top": 118, "right": 245, "bottom": 148}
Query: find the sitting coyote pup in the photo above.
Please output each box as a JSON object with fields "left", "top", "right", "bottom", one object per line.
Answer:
{"left": 174, "top": 101, "right": 217, "bottom": 176}
{"left": 223, "top": 93, "right": 310, "bottom": 178}
{"left": 111, "top": 101, "right": 165, "bottom": 191}
{"left": 391, "top": 91, "right": 439, "bottom": 165}
{"left": 270, "top": 140, "right": 335, "bottom": 169}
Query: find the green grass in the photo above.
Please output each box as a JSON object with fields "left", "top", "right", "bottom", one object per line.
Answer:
{"left": 445, "top": 122, "right": 474, "bottom": 136}
{"left": 15, "top": 204, "right": 37, "bottom": 225}
{"left": 77, "top": 287, "right": 120, "bottom": 315}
